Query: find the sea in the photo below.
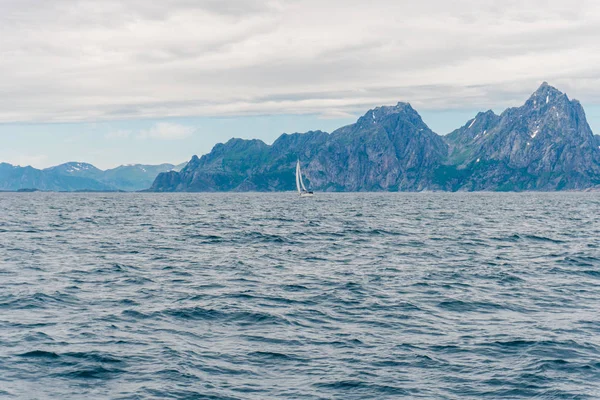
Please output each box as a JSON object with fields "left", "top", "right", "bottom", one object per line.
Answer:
{"left": 0, "top": 192, "right": 599, "bottom": 399}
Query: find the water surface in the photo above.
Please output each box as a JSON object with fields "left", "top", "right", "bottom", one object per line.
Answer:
{"left": 1, "top": 193, "right": 599, "bottom": 399}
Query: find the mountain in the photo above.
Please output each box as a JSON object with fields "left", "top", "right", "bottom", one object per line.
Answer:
{"left": 442, "top": 83, "right": 600, "bottom": 191}
{"left": 0, "top": 163, "right": 112, "bottom": 192}
{"left": 444, "top": 83, "right": 600, "bottom": 190}
{"left": 151, "top": 133, "right": 327, "bottom": 192}
{"left": 151, "top": 103, "right": 448, "bottom": 192}
{"left": 150, "top": 83, "right": 600, "bottom": 192}
{"left": 45, "top": 162, "right": 187, "bottom": 191}
{"left": 96, "top": 163, "right": 184, "bottom": 192}
{"left": 44, "top": 162, "right": 105, "bottom": 180}
{"left": 0, "top": 162, "right": 187, "bottom": 192}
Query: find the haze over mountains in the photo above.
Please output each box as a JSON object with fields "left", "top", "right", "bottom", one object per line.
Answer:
{"left": 150, "top": 83, "right": 600, "bottom": 192}
{"left": 0, "top": 162, "right": 186, "bottom": 192}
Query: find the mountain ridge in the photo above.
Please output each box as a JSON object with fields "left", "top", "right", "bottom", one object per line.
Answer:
{"left": 2, "top": 83, "right": 599, "bottom": 193}
{"left": 150, "top": 83, "right": 600, "bottom": 192}
{"left": 442, "top": 83, "right": 600, "bottom": 190}
{"left": 0, "top": 162, "right": 187, "bottom": 192}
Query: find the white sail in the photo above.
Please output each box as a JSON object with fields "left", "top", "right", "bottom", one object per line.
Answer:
{"left": 296, "top": 159, "right": 314, "bottom": 196}
{"left": 295, "top": 160, "right": 302, "bottom": 194}
{"left": 299, "top": 164, "right": 308, "bottom": 192}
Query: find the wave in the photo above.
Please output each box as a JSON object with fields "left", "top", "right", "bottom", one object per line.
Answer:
{"left": 2, "top": 192, "right": 600, "bottom": 398}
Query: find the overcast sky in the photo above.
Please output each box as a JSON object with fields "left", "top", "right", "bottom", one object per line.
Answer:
{"left": 2, "top": 0, "right": 600, "bottom": 168}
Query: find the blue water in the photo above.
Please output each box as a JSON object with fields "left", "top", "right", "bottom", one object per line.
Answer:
{"left": 1, "top": 192, "right": 599, "bottom": 399}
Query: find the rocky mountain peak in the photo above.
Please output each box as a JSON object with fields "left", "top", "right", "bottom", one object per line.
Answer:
{"left": 445, "top": 109, "right": 500, "bottom": 149}
{"left": 359, "top": 102, "right": 418, "bottom": 125}
{"left": 444, "top": 82, "right": 600, "bottom": 190}
{"left": 467, "top": 110, "right": 500, "bottom": 128}
{"left": 524, "top": 82, "right": 569, "bottom": 110}
{"left": 514, "top": 83, "right": 593, "bottom": 143}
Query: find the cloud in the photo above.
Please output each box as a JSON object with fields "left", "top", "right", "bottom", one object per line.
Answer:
{"left": 0, "top": 0, "right": 600, "bottom": 123}
{"left": 137, "top": 123, "right": 195, "bottom": 140}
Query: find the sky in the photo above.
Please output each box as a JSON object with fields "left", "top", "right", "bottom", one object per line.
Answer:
{"left": 2, "top": 0, "right": 600, "bottom": 169}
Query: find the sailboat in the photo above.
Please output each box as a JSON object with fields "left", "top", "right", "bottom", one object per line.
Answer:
{"left": 296, "top": 160, "right": 314, "bottom": 197}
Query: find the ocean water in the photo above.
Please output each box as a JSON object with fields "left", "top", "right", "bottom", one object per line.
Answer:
{"left": 1, "top": 192, "right": 599, "bottom": 399}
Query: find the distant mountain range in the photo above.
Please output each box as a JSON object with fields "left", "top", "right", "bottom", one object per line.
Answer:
{"left": 0, "top": 162, "right": 187, "bottom": 192}
{"left": 150, "top": 83, "right": 600, "bottom": 192}
{"left": 3, "top": 83, "right": 600, "bottom": 193}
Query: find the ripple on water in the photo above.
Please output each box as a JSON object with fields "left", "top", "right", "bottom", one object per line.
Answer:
{"left": 0, "top": 192, "right": 599, "bottom": 399}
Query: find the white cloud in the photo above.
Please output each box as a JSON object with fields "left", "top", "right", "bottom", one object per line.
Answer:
{"left": 0, "top": 0, "right": 600, "bottom": 123}
{"left": 137, "top": 123, "right": 194, "bottom": 140}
